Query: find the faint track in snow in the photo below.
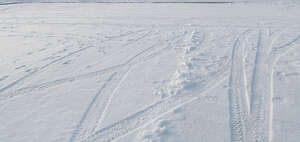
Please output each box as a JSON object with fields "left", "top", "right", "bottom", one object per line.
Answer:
{"left": 0, "top": 64, "right": 123, "bottom": 103}
{"left": 0, "top": 46, "right": 92, "bottom": 94}
{"left": 0, "top": 31, "right": 172, "bottom": 103}
{"left": 122, "top": 31, "right": 153, "bottom": 47}
{"left": 105, "top": 29, "right": 147, "bottom": 40}
{"left": 0, "top": 29, "right": 147, "bottom": 100}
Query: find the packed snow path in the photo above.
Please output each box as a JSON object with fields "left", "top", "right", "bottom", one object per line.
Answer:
{"left": 0, "top": 3, "right": 300, "bottom": 142}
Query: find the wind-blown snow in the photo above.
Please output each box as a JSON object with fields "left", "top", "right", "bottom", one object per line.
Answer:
{"left": 0, "top": 2, "right": 300, "bottom": 142}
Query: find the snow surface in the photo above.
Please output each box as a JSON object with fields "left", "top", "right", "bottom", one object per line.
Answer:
{"left": 0, "top": 1, "right": 300, "bottom": 142}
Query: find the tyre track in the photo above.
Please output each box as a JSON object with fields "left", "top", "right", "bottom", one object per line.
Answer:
{"left": 248, "top": 30, "right": 272, "bottom": 142}
{"left": 247, "top": 29, "right": 298, "bottom": 142}
{"left": 228, "top": 35, "right": 249, "bottom": 142}
{"left": 83, "top": 69, "right": 228, "bottom": 142}
{"left": 227, "top": 29, "right": 255, "bottom": 142}
{"left": 226, "top": 29, "right": 300, "bottom": 142}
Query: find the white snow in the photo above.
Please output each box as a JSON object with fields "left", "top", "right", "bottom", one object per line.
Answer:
{"left": 0, "top": 1, "right": 300, "bottom": 142}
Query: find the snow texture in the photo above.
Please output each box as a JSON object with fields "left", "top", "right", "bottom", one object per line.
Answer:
{"left": 0, "top": 1, "right": 300, "bottom": 142}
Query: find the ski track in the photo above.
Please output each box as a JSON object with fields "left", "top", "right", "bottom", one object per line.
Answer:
{"left": 68, "top": 72, "right": 117, "bottom": 142}
{"left": 93, "top": 66, "right": 134, "bottom": 132}
{"left": 68, "top": 31, "right": 186, "bottom": 142}
{"left": 91, "top": 33, "right": 187, "bottom": 132}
